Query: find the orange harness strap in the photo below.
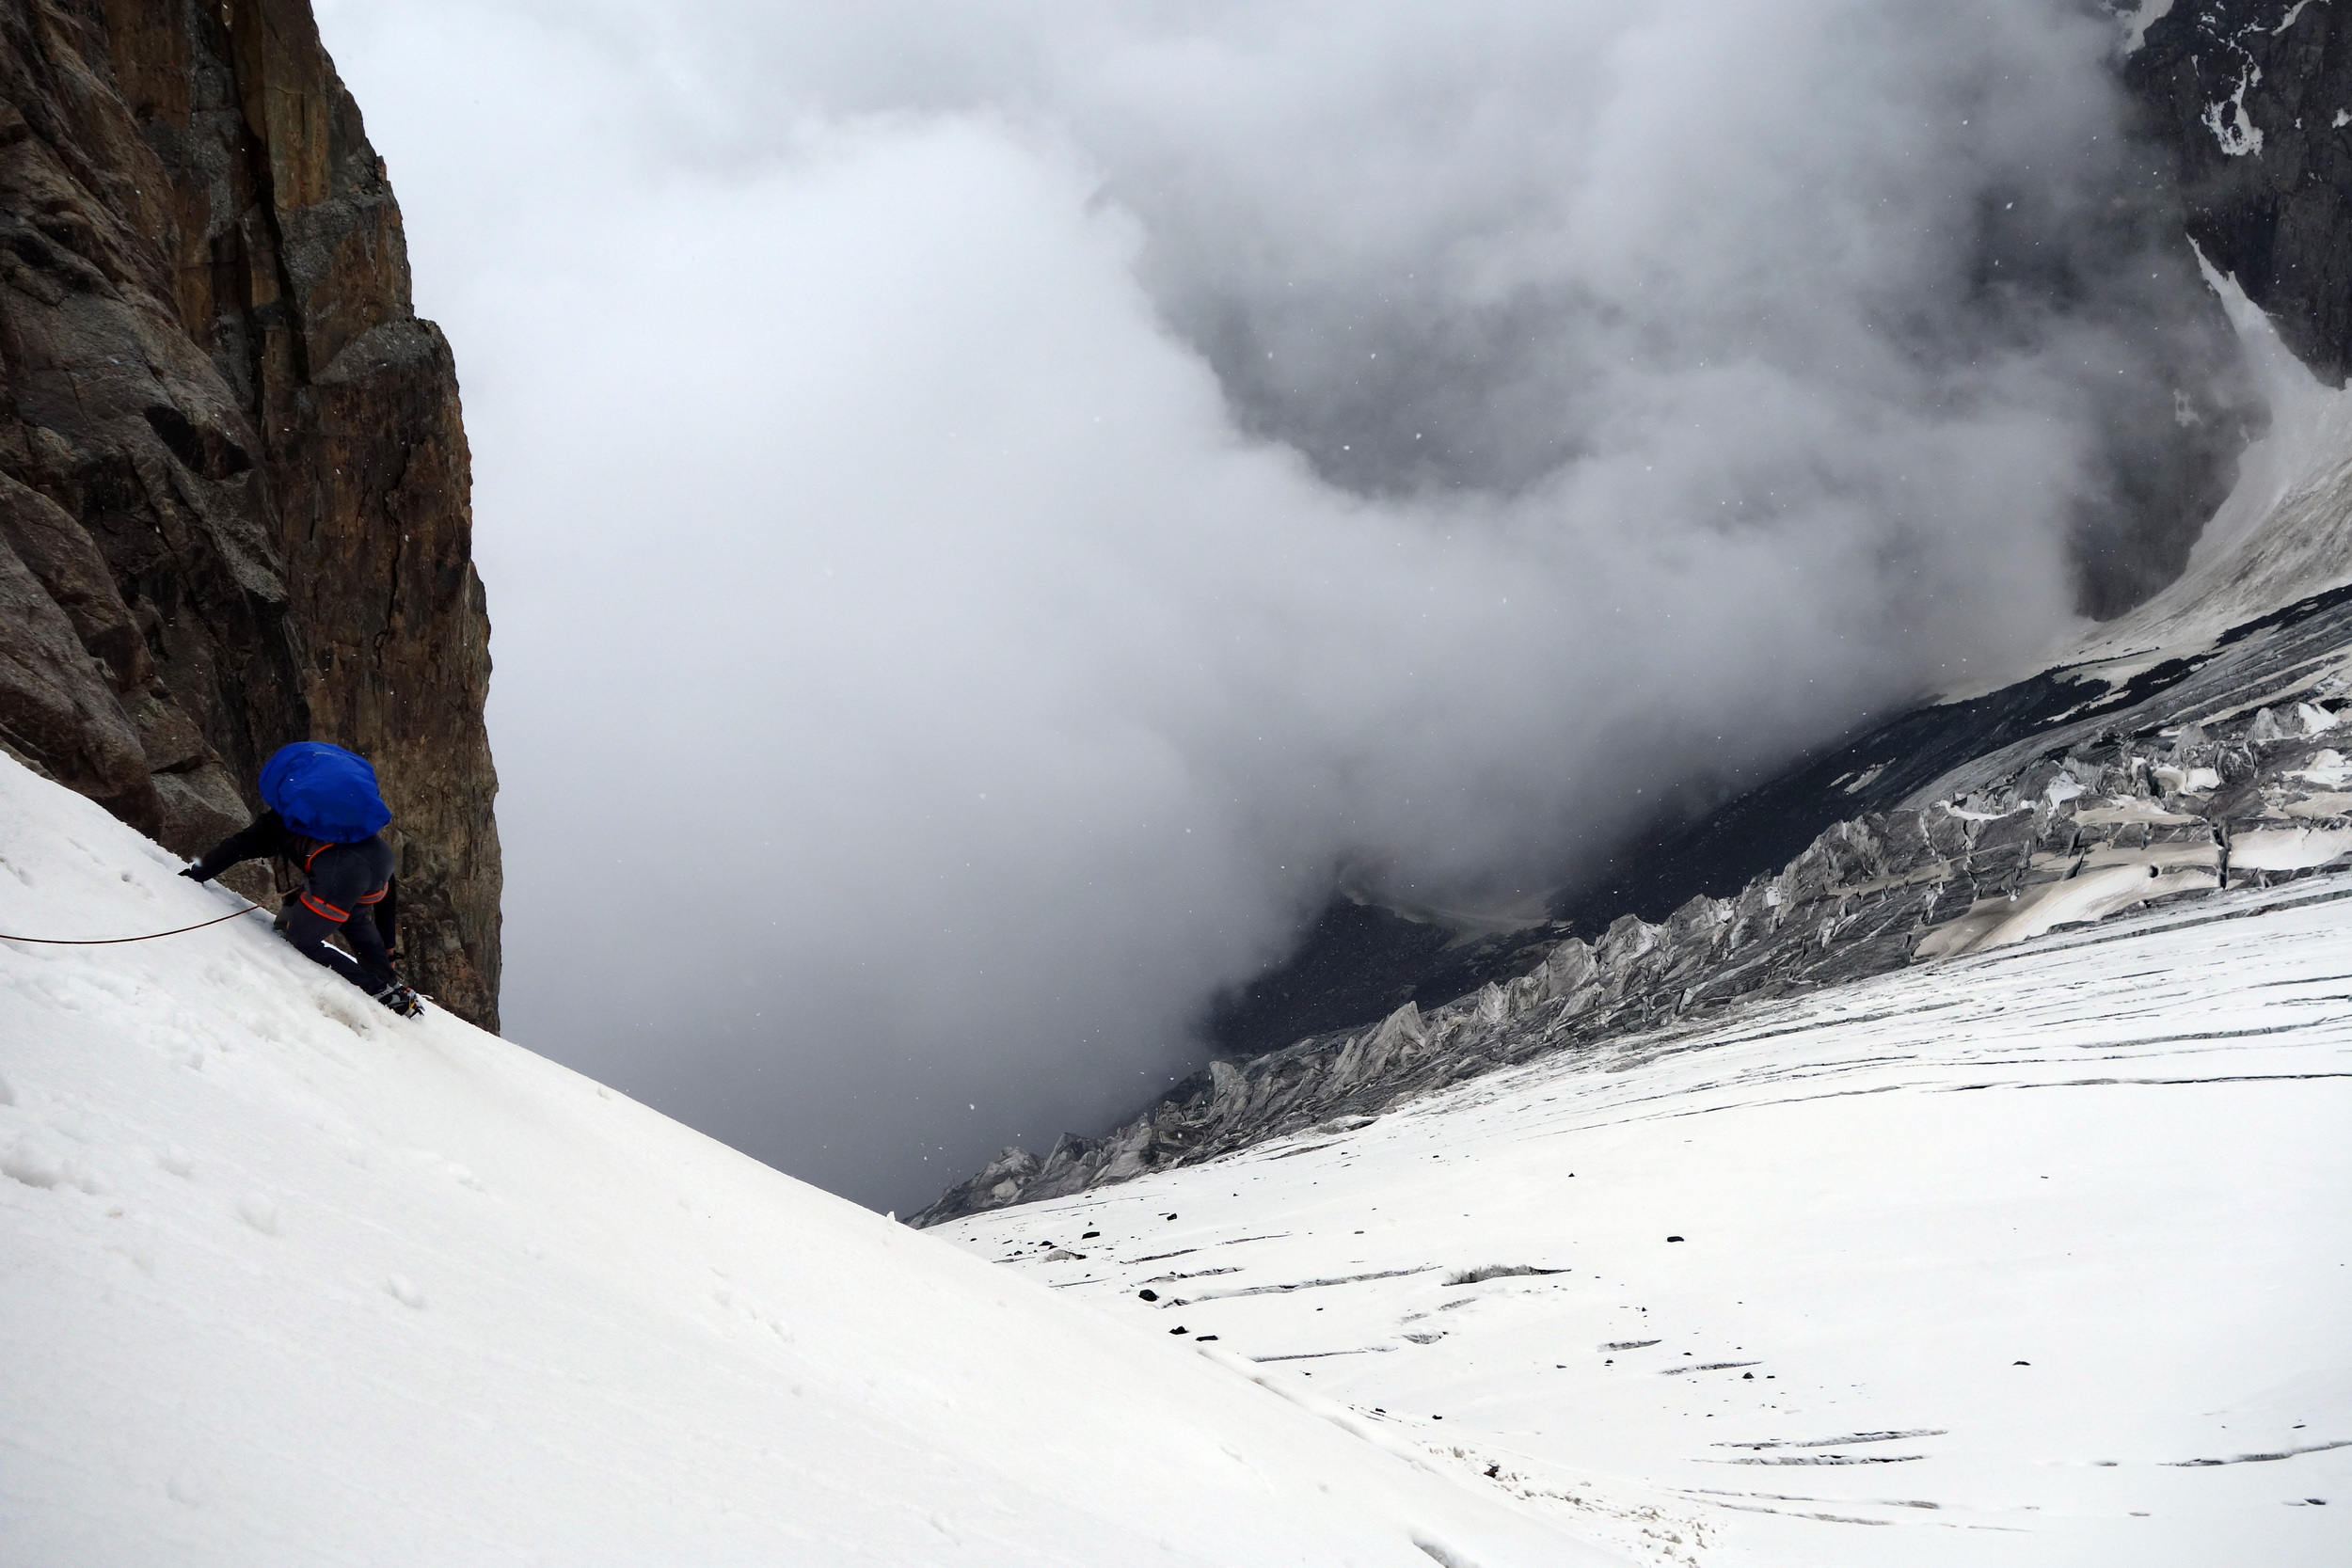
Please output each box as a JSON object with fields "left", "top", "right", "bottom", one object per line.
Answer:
{"left": 299, "top": 891, "right": 350, "bottom": 922}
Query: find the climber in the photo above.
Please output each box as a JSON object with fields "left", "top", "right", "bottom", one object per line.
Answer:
{"left": 179, "top": 741, "right": 424, "bottom": 1018}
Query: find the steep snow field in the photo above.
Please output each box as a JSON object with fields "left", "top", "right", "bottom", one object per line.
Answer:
{"left": 0, "top": 755, "right": 1615, "bottom": 1566}
{"left": 943, "top": 882, "right": 2352, "bottom": 1567}
{"left": 2061, "top": 270, "right": 2352, "bottom": 673}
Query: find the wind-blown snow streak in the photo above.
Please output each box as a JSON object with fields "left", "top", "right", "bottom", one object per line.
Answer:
{"left": 944, "top": 878, "right": 2352, "bottom": 1565}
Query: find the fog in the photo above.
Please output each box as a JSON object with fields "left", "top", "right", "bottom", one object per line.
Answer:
{"left": 316, "top": 0, "right": 2249, "bottom": 1212}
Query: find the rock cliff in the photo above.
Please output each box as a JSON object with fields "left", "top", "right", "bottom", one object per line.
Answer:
{"left": 0, "top": 0, "right": 498, "bottom": 1025}
{"left": 2130, "top": 0, "right": 2352, "bottom": 383}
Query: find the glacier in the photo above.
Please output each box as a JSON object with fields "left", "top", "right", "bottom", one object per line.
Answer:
{"left": 936, "top": 876, "right": 2352, "bottom": 1564}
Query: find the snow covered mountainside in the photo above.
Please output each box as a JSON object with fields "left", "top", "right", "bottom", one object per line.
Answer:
{"left": 937, "top": 879, "right": 2352, "bottom": 1566}
{"left": 0, "top": 755, "right": 1619, "bottom": 1566}
{"left": 919, "top": 282, "right": 2352, "bottom": 1226}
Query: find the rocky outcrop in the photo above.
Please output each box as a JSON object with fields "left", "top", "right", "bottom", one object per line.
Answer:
{"left": 2129, "top": 0, "right": 2352, "bottom": 384}
{"left": 0, "top": 0, "right": 499, "bottom": 1025}
{"left": 914, "top": 589, "right": 2352, "bottom": 1225}
{"left": 1203, "top": 897, "right": 1574, "bottom": 1058}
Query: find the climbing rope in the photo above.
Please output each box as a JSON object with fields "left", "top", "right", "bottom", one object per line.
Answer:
{"left": 0, "top": 900, "right": 265, "bottom": 945}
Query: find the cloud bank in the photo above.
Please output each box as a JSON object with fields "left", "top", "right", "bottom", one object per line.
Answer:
{"left": 317, "top": 0, "right": 2249, "bottom": 1210}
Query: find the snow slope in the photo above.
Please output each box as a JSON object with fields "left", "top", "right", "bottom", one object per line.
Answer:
{"left": 942, "top": 879, "right": 2352, "bottom": 1567}
{"left": 0, "top": 754, "right": 1618, "bottom": 1567}
{"left": 1925, "top": 266, "right": 2352, "bottom": 711}
{"left": 2058, "top": 266, "right": 2352, "bottom": 673}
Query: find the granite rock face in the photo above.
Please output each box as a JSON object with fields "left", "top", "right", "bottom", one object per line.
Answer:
{"left": 0, "top": 0, "right": 498, "bottom": 1025}
{"left": 2129, "top": 0, "right": 2352, "bottom": 384}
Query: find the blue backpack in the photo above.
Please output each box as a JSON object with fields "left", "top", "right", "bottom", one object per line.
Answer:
{"left": 259, "top": 742, "right": 391, "bottom": 843}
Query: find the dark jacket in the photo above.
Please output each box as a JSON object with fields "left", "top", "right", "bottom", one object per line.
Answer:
{"left": 189, "top": 811, "right": 402, "bottom": 995}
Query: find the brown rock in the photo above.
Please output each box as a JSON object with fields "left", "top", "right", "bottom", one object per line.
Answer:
{"left": 0, "top": 0, "right": 500, "bottom": 1027}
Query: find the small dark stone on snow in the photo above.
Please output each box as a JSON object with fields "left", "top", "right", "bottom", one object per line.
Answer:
{"left": 1138, "top": 1289, "right": 1158, "bottom": 1301}
{"left": 1667, "top": 1236, "right": 1685, "bottom": 1243}
{"left": 2014, "top": 1360, "right": 2031, "bottom": 1366}
{"left": 1742, "top": 1372, "right": 1755, "bottom": 1379}
{"left": 1170, "top": 1325, "right": 1187, "bottom": 1335}
{"left": 1198, "top": 1335, "right": 1218, "bottom": 1341}
{"left": 1081, "top": 1231, "right": 1099, "bottom": 1239}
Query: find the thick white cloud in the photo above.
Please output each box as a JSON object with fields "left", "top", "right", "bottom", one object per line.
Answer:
{"left": 318, "top": 0, "right": 2223, "bottom": 1209}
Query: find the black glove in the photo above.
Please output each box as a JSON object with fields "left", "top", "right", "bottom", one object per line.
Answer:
{"left": 373, "top": 981, "right": 424, "bottom": 1020}
{"left": 179, "top": 864, "right": 212, "bottom": 883}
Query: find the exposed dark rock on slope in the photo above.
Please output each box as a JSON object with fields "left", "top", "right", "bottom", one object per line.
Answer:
{"left": 1202, "top": 898, "right": 1574, "bottom": 1059}
{"left": 916, "top": 584, "right": 2352, "bottom": 1225}
{"left": 0, "top": 0, "right": 499, "bottom": 1025}
{"left": 1549, "top": 593, "right": 2341, "bottom": 929}
{"left": 1196, "top": 622, "right": 2229, "bottom": 1069}
{"left": 2131, "top": 0, "right": 2352, "bottom": 386}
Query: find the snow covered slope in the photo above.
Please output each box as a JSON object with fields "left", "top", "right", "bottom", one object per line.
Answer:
{"left": 2039, "top": 266, "right": 2352, "bottom": 676}
{"left": 941, "top": 879, "right": 2352, "bottom": 1567}
{"left": 0, "top": 754, "right": 1618, "bottom": 1566}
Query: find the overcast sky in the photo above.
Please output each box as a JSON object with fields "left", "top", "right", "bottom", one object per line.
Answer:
{"left": 313, "top": 0, "right": 2237, "bottom": 1213}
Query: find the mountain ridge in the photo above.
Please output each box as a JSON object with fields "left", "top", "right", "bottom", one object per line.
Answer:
{"left": 918, "top": 260, "right": 2352, "bottom": 1224}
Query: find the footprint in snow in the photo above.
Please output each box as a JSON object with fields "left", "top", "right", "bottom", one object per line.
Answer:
{"left": 3, "top": 1135, "right": 68, "bottom": 1189}
{"left": 157, "top": 1144, "right": 195, "bottom": 1178}
{"left": 385, "top": 1274, "right": 426, "bottom": 1309}
{"left": 47, "top": 1106, "right": 102, "bottom": 1143}
{"left": 237, "top": 1193, "right": 279, "bottom": 1236}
